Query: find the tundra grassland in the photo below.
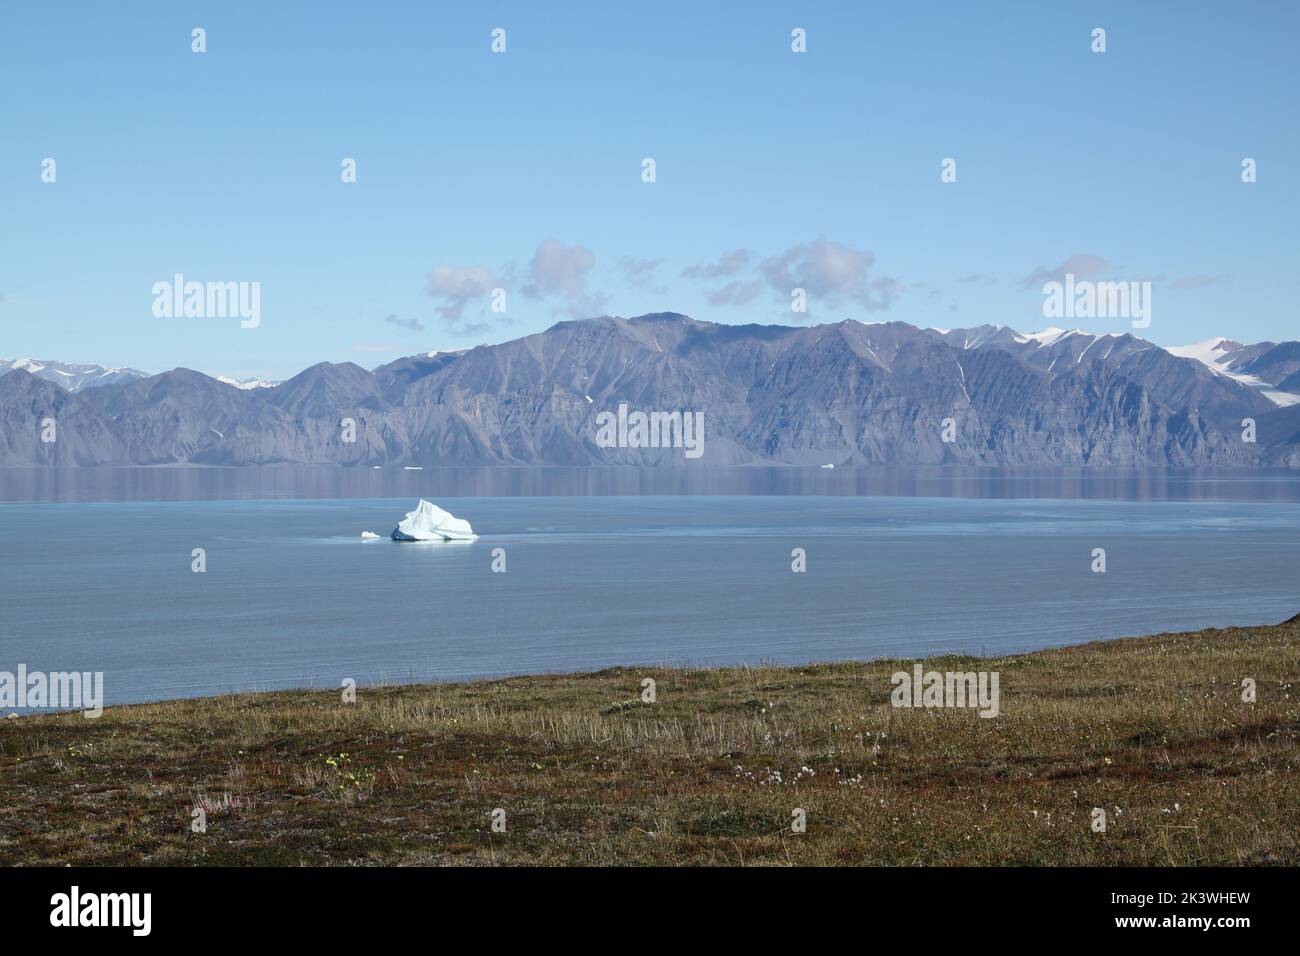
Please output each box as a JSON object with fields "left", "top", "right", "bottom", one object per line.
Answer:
{"left": 1, "top": 619, "right": 1296, "bottom": 866}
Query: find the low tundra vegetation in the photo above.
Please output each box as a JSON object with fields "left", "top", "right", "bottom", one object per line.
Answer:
{"left": 0, "top": 620, "right": 1295, "bottom": 866}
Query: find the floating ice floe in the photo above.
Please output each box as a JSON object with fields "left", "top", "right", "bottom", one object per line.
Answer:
{"left": 360, "top": 531, "right": 381, "bottom": 539}
{"left": 391, "top": 499, "right": 477, "bottom": 542}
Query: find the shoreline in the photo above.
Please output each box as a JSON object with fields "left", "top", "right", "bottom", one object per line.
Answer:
{"left": 5, "top": 463, "right": 1300, "bottom": 506}
{"left": 2, "top": 616, "right": 1296, "bottom": 866}
{"left": 5, "top": 614, "right": 1299, "bottom": 718}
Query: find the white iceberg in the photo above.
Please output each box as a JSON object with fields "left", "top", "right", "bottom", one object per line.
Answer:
{"left": 361, "top": 531, "right": 381, "bottom": 539}
{"left": 391, "top": 499, "right": 477, "bottom": 542}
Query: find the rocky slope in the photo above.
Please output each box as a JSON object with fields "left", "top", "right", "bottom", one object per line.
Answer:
{"left": 2, "top": 314, "right": 1297, "bottom": 467}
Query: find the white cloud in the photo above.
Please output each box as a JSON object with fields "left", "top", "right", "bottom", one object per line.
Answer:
{"left": 682, "top": 249, "right": 751, "bottom": 280}
{"left": 523, "top": 240, "right": 596, "bottom": 300}
{"left": 760, "top": 239, "right": 900, "bottom": 311}
{"left": 383, "top": 313, "right": 426, "bottom": 333}
{"left": 1021, "top": 254, "right": 1111, "bottom": 290}
{"left": 426, "top": 265, "right": 496, "bottom": 322}
{"left": 707, "top": 278, "right": 764, "bottom": 307}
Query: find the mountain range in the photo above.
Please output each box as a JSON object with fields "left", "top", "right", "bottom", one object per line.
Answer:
{"left": 3, "top": 314, "right": 1299, "bottom": 467}
{"left": 0, "top": 357, "right": 150, "bottom": 392}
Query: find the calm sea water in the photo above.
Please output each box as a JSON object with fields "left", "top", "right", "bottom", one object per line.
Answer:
{"left": 1, "top": 470, "right": 1297, "bottom": 708}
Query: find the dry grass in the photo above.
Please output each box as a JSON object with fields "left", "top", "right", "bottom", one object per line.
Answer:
{"left": 1, "top": 618, "right": 1297, "bottom": 866}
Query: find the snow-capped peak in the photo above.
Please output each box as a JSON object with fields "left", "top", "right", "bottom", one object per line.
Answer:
{"left": 1167, "top": 337, "right": 1300, "bottom": 406}
{"left": 216, "top": 375, "right": 279, "bottom": 390}
{"left": 1021, "top": 328, "right": 1079, "bottom": 347}
{"left": 1, "top": 357, "right": 147, "bottom": 391}
{"left": 1165, "top": 338, "right": 1232, "bottom": 365}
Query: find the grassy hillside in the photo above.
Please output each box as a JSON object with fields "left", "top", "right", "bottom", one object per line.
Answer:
{"left": 1, "top": 618, "right": 1297, "bottom": 866}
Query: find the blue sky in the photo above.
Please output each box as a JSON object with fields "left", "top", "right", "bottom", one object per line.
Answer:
{"left": 2, "top": 1, "right": 1296, "bottom": 381}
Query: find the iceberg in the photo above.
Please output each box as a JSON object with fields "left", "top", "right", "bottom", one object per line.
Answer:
{"left": 390, "top": 499, "right": 477, "bottom": 542}
{"left": 360, "top": 531, "right": 381, "bottom": 540}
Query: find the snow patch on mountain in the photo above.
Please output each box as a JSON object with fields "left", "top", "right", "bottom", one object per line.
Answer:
{"left": 1169, "top": 339, "right": 1279, "bottom": 390}
{"left": 215, "top": 375, "right": 280, "bottom": 390}
{"left": 1168, "top": 338, "right": 1300, "bottom": 407}
{"left": 1262, "top": 391, "right": 1300, "bottom": 407}
{"left": 1022, "top": 328, "right": 1078, "bottom": 347}
{"left": 0, "top": 357, "right": 148, "bottom": 391}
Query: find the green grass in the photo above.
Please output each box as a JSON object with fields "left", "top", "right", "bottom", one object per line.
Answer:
{"left": 1, "top": 618, "right": 1297, "bottom": 866}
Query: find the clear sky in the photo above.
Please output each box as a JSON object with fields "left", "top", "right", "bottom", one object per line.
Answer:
{"left": 3, "top": 1, "right": 1296, "bottom": 381}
